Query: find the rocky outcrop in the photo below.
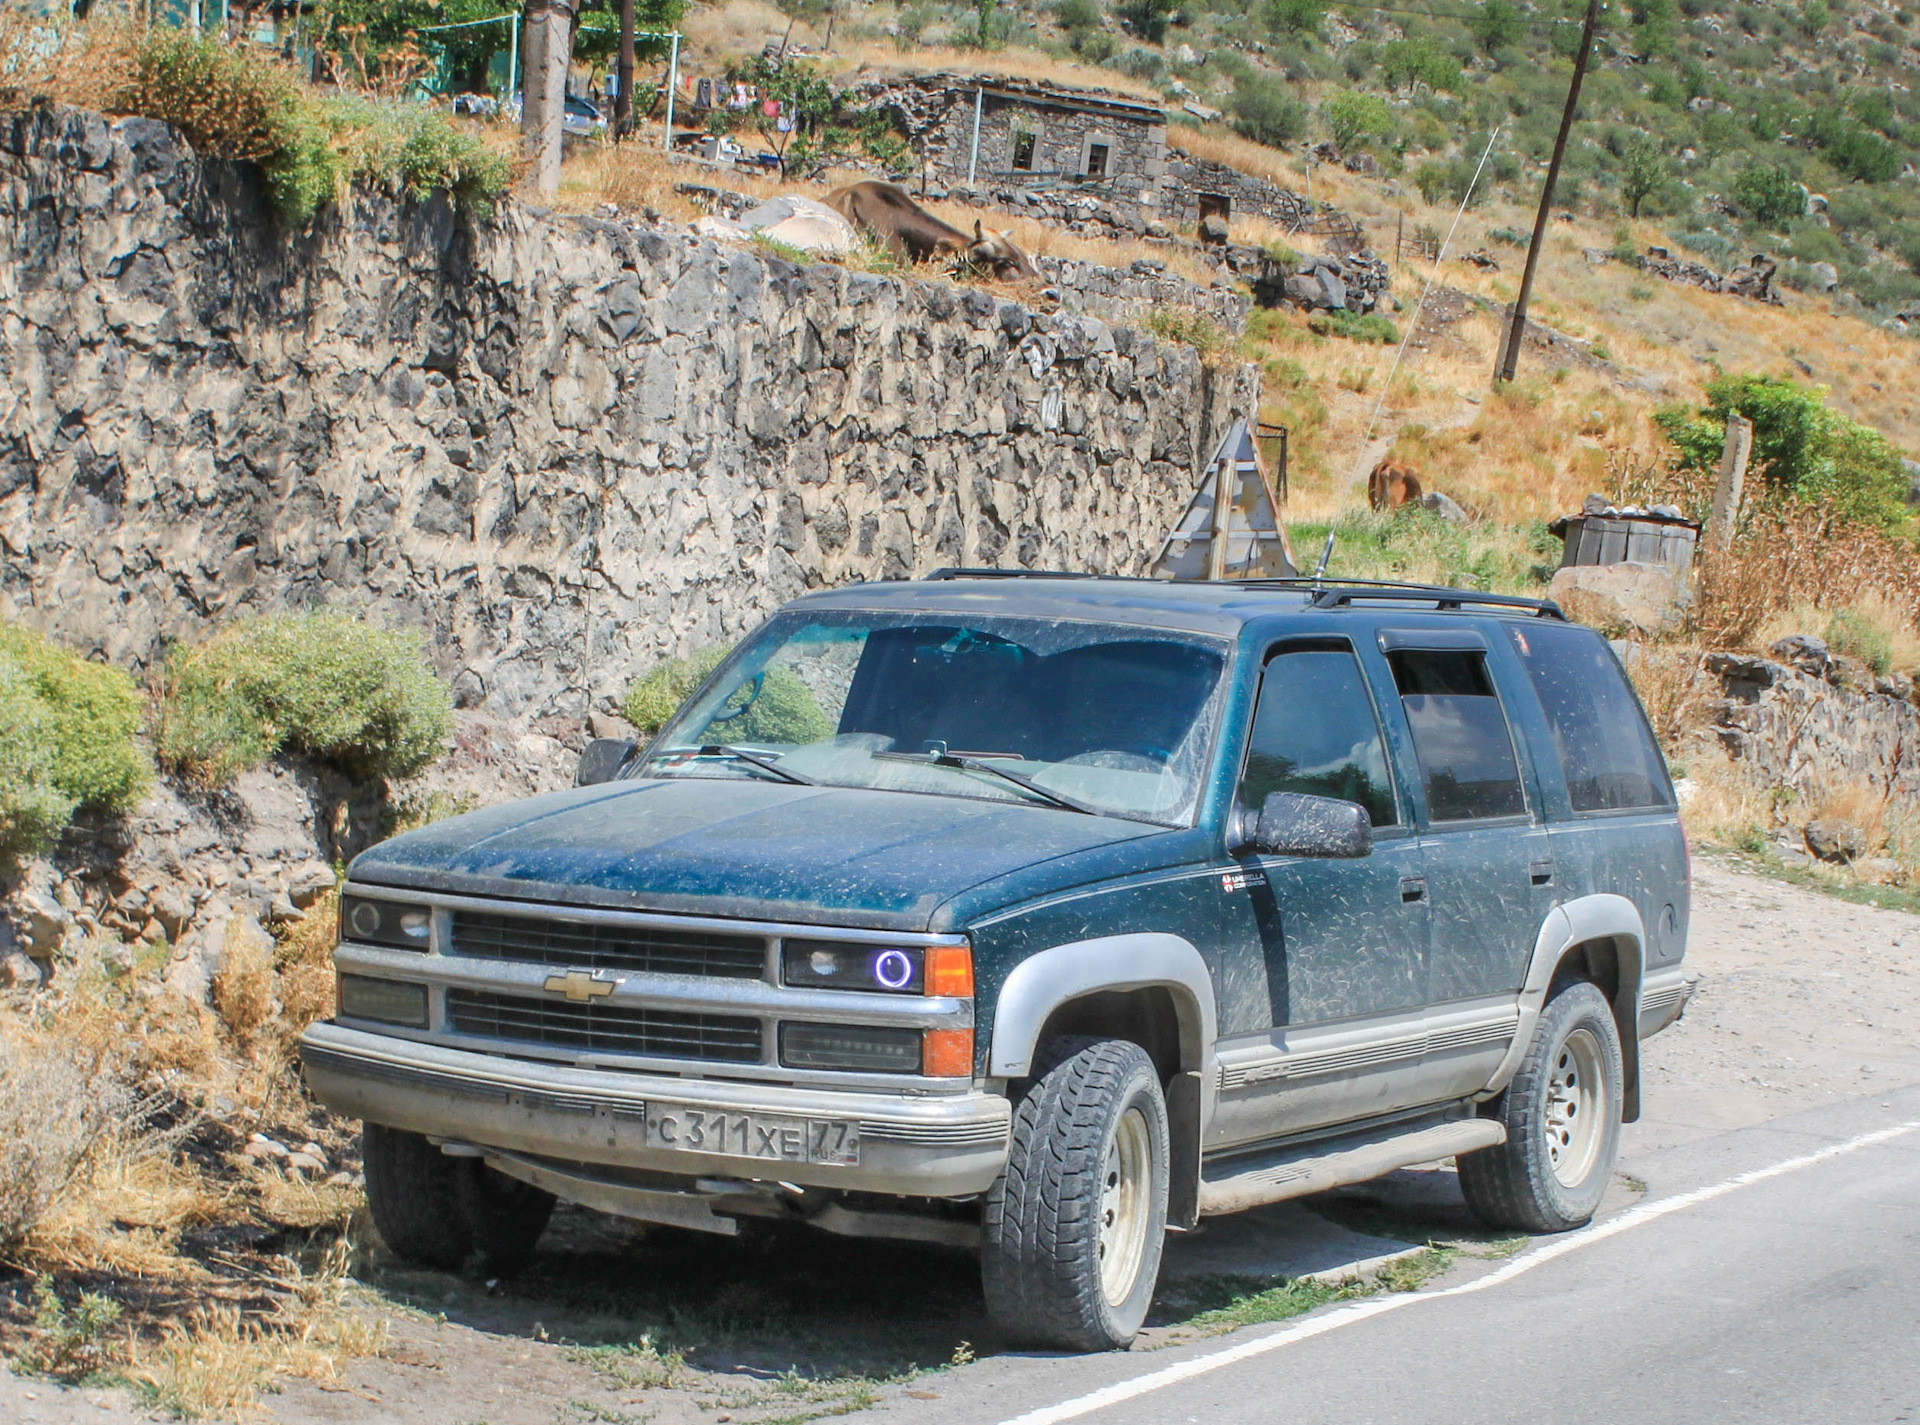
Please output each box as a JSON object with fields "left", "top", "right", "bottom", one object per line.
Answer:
{"left": 0, "top": 104, "right": 1257, "bottom": 724}
{"left": 1639, "top": 245, "right": 1782, "bottom": 305}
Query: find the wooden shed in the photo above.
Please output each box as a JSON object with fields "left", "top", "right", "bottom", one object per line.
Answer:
{"left": 1548, "top": 503, "right": 1700, "bottom": 572}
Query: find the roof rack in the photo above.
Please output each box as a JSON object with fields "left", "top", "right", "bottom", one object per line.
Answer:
{"left": 1235, "top": 578, "right": 1567, "bottom": 619}
{"left": 923, "top": 568, "right": 1156, "bottom": 582}
{"left": 919, "top": 569, "right": 1567, "bottom": 620}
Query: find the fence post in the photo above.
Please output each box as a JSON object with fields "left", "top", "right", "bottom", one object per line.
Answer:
{"left": 1706, "top": 412, "right": 1753, "bottom": 554}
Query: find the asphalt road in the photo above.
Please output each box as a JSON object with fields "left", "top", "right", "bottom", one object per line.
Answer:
{"left": 864, "top": 1081, "right": 1920, "bottom": 1425}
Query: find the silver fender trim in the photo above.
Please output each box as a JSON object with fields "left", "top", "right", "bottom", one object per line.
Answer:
{"left": 987, "top": 932, "right": 1218, "bottom": 1078}
{"left": 1481, "top": 894, "right": 1646, "bottom": 1102}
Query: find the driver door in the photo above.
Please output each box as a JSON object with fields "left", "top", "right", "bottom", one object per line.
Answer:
{"left": 1208, "top": 641, "right": 1433, "bottom": 1149}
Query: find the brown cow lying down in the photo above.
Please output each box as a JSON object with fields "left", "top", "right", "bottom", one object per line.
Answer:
{"left": 826, "top": 181, "right": 1039, "bottom": 280}
{"left": 1368, "top": 458, "right": 1424, "bottom": 511}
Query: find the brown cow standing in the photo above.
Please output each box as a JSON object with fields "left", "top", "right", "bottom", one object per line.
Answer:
{"left": 826, "top": 181, "right": 1039, "bottom": 280}
{"left": 1368, "top": 458, "right": 1424, "bottom": 511}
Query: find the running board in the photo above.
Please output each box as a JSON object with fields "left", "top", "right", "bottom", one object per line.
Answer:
{"left": 1198, "top": 1115, "right": 1506, "bottom": 1217}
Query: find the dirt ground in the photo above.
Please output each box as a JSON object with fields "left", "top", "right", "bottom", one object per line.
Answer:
{"left": 4, "top": 855, "right": 1916, "bottom": 1425}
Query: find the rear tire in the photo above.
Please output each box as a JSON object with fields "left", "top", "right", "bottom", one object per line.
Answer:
{"left": 981, "top": 1037, "right": 1169, "bottom": 1351}
{"left": 1459, "top": 980, "right": 1623, "bottom": 1233}
{"left": 362, "top": 1124, "right": 556, "bottom": 1272}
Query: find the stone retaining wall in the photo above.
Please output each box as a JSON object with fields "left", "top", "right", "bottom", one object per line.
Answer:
{"left": 1706, "top": 650, "right": 1920, "bottom": 802}
{"left": 0, "top": 105, "right": 1257, "bottom": 723}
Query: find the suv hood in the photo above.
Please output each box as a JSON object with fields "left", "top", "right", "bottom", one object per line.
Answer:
{"left": 349, "top": 777, "right": 1169, "bottom": 930}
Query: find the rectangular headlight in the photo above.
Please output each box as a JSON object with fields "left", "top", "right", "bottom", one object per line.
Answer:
{"left": 779, "top": 1023, "right": 923, "bottom": 1073}
{"left": 340, "top": 896, "right": 432, "bottom": 952}
{"left": 337, "top": 975, "right": 429, "bottom": 1028}
{"left": 783, "top": 941, "right": 924, "bottom": 994}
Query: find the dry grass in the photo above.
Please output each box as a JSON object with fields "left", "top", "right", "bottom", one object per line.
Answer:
{"left": 0, "top": 1022, "right": 130, "bottom": 1255}
{"left": 0, "top": 9, "right": 129, "bottom": 111}
{"left": 0, "top": 890, "right": 389, "bottom": 1415}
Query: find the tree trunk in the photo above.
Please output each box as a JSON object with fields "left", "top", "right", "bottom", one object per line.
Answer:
{"left": 522, "top": 0, "right": 573, "bottom": 199}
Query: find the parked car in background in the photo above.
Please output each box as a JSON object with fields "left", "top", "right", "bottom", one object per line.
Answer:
{"left": 303, "top": 573, "right": 1695, "bottom": 1351}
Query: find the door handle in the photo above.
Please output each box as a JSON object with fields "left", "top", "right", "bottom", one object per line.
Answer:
{"left": 1400, "top": 876, "right": 1428, "bottom": 904}
{"left": 1530, "top": 859, "right": 1555, "bottom": 887}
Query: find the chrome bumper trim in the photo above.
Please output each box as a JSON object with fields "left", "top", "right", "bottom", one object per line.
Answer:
{"left": 300, "top": 1022, "right": 1010, "bottom": 1197}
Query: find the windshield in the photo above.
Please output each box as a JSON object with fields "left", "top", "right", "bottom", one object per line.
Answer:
{"left": 636, "top": 612, "right": 1231, "bottom": 826}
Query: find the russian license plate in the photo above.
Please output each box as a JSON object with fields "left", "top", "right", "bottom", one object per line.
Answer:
{"left": 642, "top": 1104, "right": 860, "bottom": 1165}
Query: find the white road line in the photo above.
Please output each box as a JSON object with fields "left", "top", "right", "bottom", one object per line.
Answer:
{"left": 997, "top": 1119, "right": 1920, "bottom": 1425}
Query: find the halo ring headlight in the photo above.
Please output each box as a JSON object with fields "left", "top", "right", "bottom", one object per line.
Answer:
{"left": 873, "top": 948, "right": 915, "bottom": 991}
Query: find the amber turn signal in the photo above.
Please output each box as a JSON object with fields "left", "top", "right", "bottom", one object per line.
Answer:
{"left": 922, "top": 1028, "right": 974, "bottom": 1078}
{"left": 924, "top": 945, "right": 974, "bottom": 998}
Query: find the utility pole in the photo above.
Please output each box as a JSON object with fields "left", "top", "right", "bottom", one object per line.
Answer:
{"left": 1495, "top": 0, "right": 1604, "bottom": 385}
{"left": 615, "top": 0, "right": 635, "bottom": 140}
{"left": 522, "top": 0, "right": 574, "bottom": 199}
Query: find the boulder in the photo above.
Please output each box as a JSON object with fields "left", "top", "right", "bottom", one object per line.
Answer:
{"left": 1808, "top": 261, "right": 1839, "bottom": 292}
{"left": 1804, "top": 818, "right": 1867, "bottom": 863}
{"left": 0, "top": 950, "right": 44, "bottom": 990}
{"left": 1420, "top": 491, "right": 1467, "bottom": 523}
{"left": 1856, "top": 856, "right": 1903, "bottom": 884}
{"left": 285, "top": 860, "right": 337, "bottom": 911}
{"left": 732, "top": 195, "right": 859, "bottom": 257}
{"left": 1769, "top": 634, "right": 1834, "bottom": 680}
{"left": 1546, "top": 562, "right": 1691, "bottom": 639}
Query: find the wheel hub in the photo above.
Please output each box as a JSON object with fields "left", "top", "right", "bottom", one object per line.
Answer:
{"left": 1543, "top": 1027, "right": 1605, "bottom": 1189}
{"left": 1098, "top": 1107, "right": 1152, "bottom": 1308}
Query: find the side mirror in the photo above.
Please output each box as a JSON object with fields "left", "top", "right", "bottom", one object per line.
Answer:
{"left": 576, "top": 738, "right": 637, "bottom": 787}
{"left": 1244, "top": 791, "right": 1373, "bottom": 859}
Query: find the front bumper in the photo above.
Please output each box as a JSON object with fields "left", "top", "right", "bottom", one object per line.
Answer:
{"left": 300, "top": 1021, "right": 1012, "bottom": 1197}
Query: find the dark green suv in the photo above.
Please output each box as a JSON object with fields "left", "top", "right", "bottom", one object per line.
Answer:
{"left": 302, "top": 573, "right": 1694, "bottom": 1350}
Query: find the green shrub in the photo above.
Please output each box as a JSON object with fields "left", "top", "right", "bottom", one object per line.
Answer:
{"left": 1825, "top": 608, "right": 1894, "bottom": 675}
{"left": 623, "top": 646, "right": 833, "bottom": 746}
{"left": 107, "top": 31, "right": 511, "bottom": 226}
{"left": 1654, "top": 374, "right": 1913, "bottom": 531}
{"left": 0, "top": 624, "right": 149, "bottom": 815}
{"left": 1231, "top": 73, "right": 1308, "bottom": 146}
{"left": 0, "top": 654, "right": 77, "bottom": 866}
{"left": 158, "top": 612, "right": 452, "bottom": 785}
{"left": 1731, "top": 163, "right": 1805, "bottom": 226}
{"left": 624, "top": 646, "right": 730, "bottom": 739}
{"left": 1308, "top": 309, "right": 1399, "bottom": 344}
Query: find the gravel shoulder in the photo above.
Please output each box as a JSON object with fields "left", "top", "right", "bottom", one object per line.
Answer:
{"left": 5, "top": 859, "right": 1916, "bottom": 1425}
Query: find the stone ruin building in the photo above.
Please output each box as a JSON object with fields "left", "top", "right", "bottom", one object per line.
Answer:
{"left": 857, "top": 72, "right": 1319, "bottom": 238}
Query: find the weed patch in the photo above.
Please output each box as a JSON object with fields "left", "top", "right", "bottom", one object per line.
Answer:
{"left": 1144, "top": 307, "right": 1234, "bottom": 361}
{"left": 1308, "top": 309, "right": 1399, "bottom": 344}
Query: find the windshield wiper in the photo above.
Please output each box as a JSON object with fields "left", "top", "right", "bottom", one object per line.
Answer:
{"left": 688, "top": 744, "right": 817, "bottom": 786}
{"left": 873, "top": 749, "right": 1102, "bottom": 817}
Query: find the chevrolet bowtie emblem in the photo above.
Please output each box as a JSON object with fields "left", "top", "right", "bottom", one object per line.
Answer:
{"left": 544, "top": 969, "right": 619, "bottom": 1002}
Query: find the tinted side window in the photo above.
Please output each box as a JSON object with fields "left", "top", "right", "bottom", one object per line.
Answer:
{"left": 1387, "top": 649, "right": 1527, "bottom": 822}
{"left": 1508, "top": 623, "right": 1675, "bottom": 812}
{"left": 1240, "top": 647, "right": 1398, "bottom": 827}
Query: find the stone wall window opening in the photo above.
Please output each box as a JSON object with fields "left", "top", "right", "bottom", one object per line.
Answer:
{"left": 1085, "top": 139, "right": 1111, "bottom": 178}
{"left": 1011, "top": 128, "right": 1039, "bottom": 172}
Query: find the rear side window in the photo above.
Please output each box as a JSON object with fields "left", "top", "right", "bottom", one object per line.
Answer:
{"left": 1240, "top": 647, "right": 1398, "bottom": 827}
{"left": 1508, "top": 623, "right": 1675, "bottom": 813}
{"left": 1386, "top": 649, "right": 1527, "bottom": 823}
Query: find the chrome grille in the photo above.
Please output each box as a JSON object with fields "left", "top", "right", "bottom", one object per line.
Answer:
{"left": 446, "top": 989, "right": 764, "bottom": 1062}
{"left": 451, "top": 911, "right": 767, "bottom": 980}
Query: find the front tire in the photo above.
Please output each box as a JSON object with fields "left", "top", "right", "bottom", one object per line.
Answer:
{"left": 362, "top": 1124, "right": 556, "bottom": 1272}
{"left": 1459, "top": 980, "right": 1623, "bottom": 1233}
{"left": 981, "top": 1037, "right": 1170, "bottom": 1351}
